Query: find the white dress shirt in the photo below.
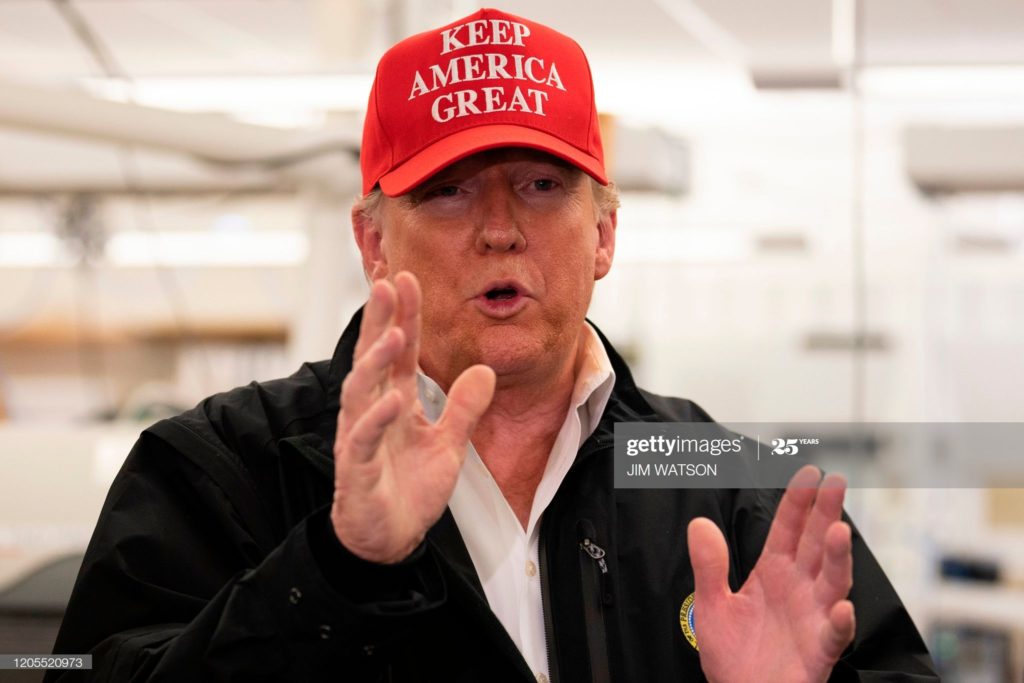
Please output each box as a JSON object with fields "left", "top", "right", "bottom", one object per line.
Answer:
{"left": 416, "top": 323, "right": 615, "bottom": 683}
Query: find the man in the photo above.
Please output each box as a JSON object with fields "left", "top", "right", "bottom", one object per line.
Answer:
{"left": 51, "top": 8, "right": 937, "bottom": 682}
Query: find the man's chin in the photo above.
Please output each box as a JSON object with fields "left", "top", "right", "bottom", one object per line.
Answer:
{"left": 422, "top": 315, "right": 573, "bottom": 384}
{"left": 470, "top": 326, "right": 560, "bottom": 378}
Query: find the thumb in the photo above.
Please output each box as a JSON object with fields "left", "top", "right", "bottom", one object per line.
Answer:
{"left": 688, "top": 517, "right": 731, "bottom": 606}
{"left": 438, "top": 364, "right": 496, "bottom": 445}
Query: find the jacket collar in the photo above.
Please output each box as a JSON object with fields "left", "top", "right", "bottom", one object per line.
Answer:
{"left": 325, "top": 306, "right": 364, "bottom": 416}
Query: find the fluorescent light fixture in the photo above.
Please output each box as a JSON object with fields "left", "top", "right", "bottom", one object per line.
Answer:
{"left": 593, "top": 65, "right": 753, "bottom": 121}
{"left": 0, "top": 233, "right": 67, "bottom": 267}
{"left": 105, "top": 231, "right": 309, "bottom": 267}
{"left": 0, "top": 230, "right": 308, "bottom": 268}
{"left": 614, "top": 228, "right": 752, "bottom": 264}
{"left": 859, "top": 67, "right": 1024, "bottom": 100}
{"left": 79, "top": 74, "right": 375, "bottom": 128}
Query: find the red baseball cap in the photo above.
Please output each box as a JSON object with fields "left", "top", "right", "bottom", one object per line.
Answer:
{"left": 360, "top": 7, "right": 607, "bottom": 196}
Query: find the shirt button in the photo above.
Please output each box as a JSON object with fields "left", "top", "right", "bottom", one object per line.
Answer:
{"left": 525, "top": 560, "right": 537, "bottom": 577}
{"left": 288, "top": 587, "right": 302, "bottom": 604}
{"left": 536, "top": 673, "right": 549, "bottom": 683}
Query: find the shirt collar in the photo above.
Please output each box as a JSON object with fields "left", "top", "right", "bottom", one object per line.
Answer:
{"left": 574, "top": 322, "right": 616, "bottom": 443}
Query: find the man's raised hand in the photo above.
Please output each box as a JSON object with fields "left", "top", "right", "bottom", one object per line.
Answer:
{"left": 688, "top": 465, "right": 856, "bottom": 683}
{"left": 331, "top": 272, "right": 496, "bottom": 563}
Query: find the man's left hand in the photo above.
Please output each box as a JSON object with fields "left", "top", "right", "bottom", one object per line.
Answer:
{"left": 688, "top": 465, "right": 856, "bottom": 683}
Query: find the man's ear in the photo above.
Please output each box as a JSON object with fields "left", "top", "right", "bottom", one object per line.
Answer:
{"left": 594, "top": 208, "right": 617, "bottom": 281}
{"left": 351, "top": 204, "right": 389, "bottom": 280}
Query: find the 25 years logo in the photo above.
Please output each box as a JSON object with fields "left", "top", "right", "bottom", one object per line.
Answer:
{"left": 770, "top": 437, "right": 820, "bottom": 455}
{"left": 771, "top": 438, "right": 799, "bottom": 455}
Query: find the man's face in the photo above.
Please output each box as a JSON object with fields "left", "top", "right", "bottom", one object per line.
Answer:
{"left": 354, "top": 148, "right": 616, "bottom": 387}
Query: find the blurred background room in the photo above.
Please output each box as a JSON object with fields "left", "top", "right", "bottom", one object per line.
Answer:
{"left": 0, "top": 1, "right": 1023, "bottom": 680}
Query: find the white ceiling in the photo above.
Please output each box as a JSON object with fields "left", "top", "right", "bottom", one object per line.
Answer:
{"left": 862, "top": 0, "right": 1024, "bottom": 65}
{"left": 0, "top": 0, "right": 1023, "bottom": 193}
{"left": 1, "top": 0, "right": 1021, "bottom": 82}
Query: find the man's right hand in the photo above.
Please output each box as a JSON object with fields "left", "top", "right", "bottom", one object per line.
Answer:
{"left": 331, "top": 271, "right": 496, "bottom": 564}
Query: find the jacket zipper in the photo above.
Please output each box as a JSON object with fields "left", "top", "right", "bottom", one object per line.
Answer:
{"left": 577, "top": 519, "right": 613, "bottom": 683}
{"left": 539, "top": 519, "right": 561, "bottom": 683}
{"left": 538, "top": 437, "right": 615, "bottom": 683}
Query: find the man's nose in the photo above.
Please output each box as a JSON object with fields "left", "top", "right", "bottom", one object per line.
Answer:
{"left": 474, "top": 186, "right": 526, "bottom": 254}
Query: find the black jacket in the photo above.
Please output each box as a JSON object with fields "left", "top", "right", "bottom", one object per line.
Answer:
{"left": 49, "top": 310, "right": 938, "bottom": 681}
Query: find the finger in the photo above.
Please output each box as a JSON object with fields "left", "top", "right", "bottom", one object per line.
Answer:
{"left": 761, "top": 465, "right": 821, "bottom": 558}
{"left": 353, "top": 279, "right": 397, "bottom": 361}
{"left": 437, "top": 364, "right": 496, "bottom": 447}
{"left": 392, "top": 271, "right": 422, "bottom": 384}
{"left": 687, "top": 517, "right": 731, "bottom": 606}
{"left": 818, "top": 599, "right": 856, "bottom": 660}
{"left": 795, "top": 473, "right": 847, "bottom": 575}
{"left": 814, "top": 521, "right": 854, "bottom": 606}
{"left": 339, "top": 326, "right": 406, "bottom": 427}
{"left": 344, "top": 387, "right": 403, "bottom": 465}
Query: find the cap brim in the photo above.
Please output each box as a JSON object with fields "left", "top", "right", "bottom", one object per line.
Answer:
{"left": 377, "top": 124, "right": 607, "bottom": 197}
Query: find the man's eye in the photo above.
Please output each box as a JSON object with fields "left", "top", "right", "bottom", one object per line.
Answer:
{"left": 427, "top": 185, "right": 460, "bottom": 198}
{"left": 531, "top": 178, "right": 558, "bottom": 191}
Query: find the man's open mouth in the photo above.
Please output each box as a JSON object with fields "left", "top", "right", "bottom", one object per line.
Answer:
{"left": 475, "top": 281, "right": 529, "bottom": 318}
{"left": 485, "top": 286, "right": 519, "bottom": 301}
